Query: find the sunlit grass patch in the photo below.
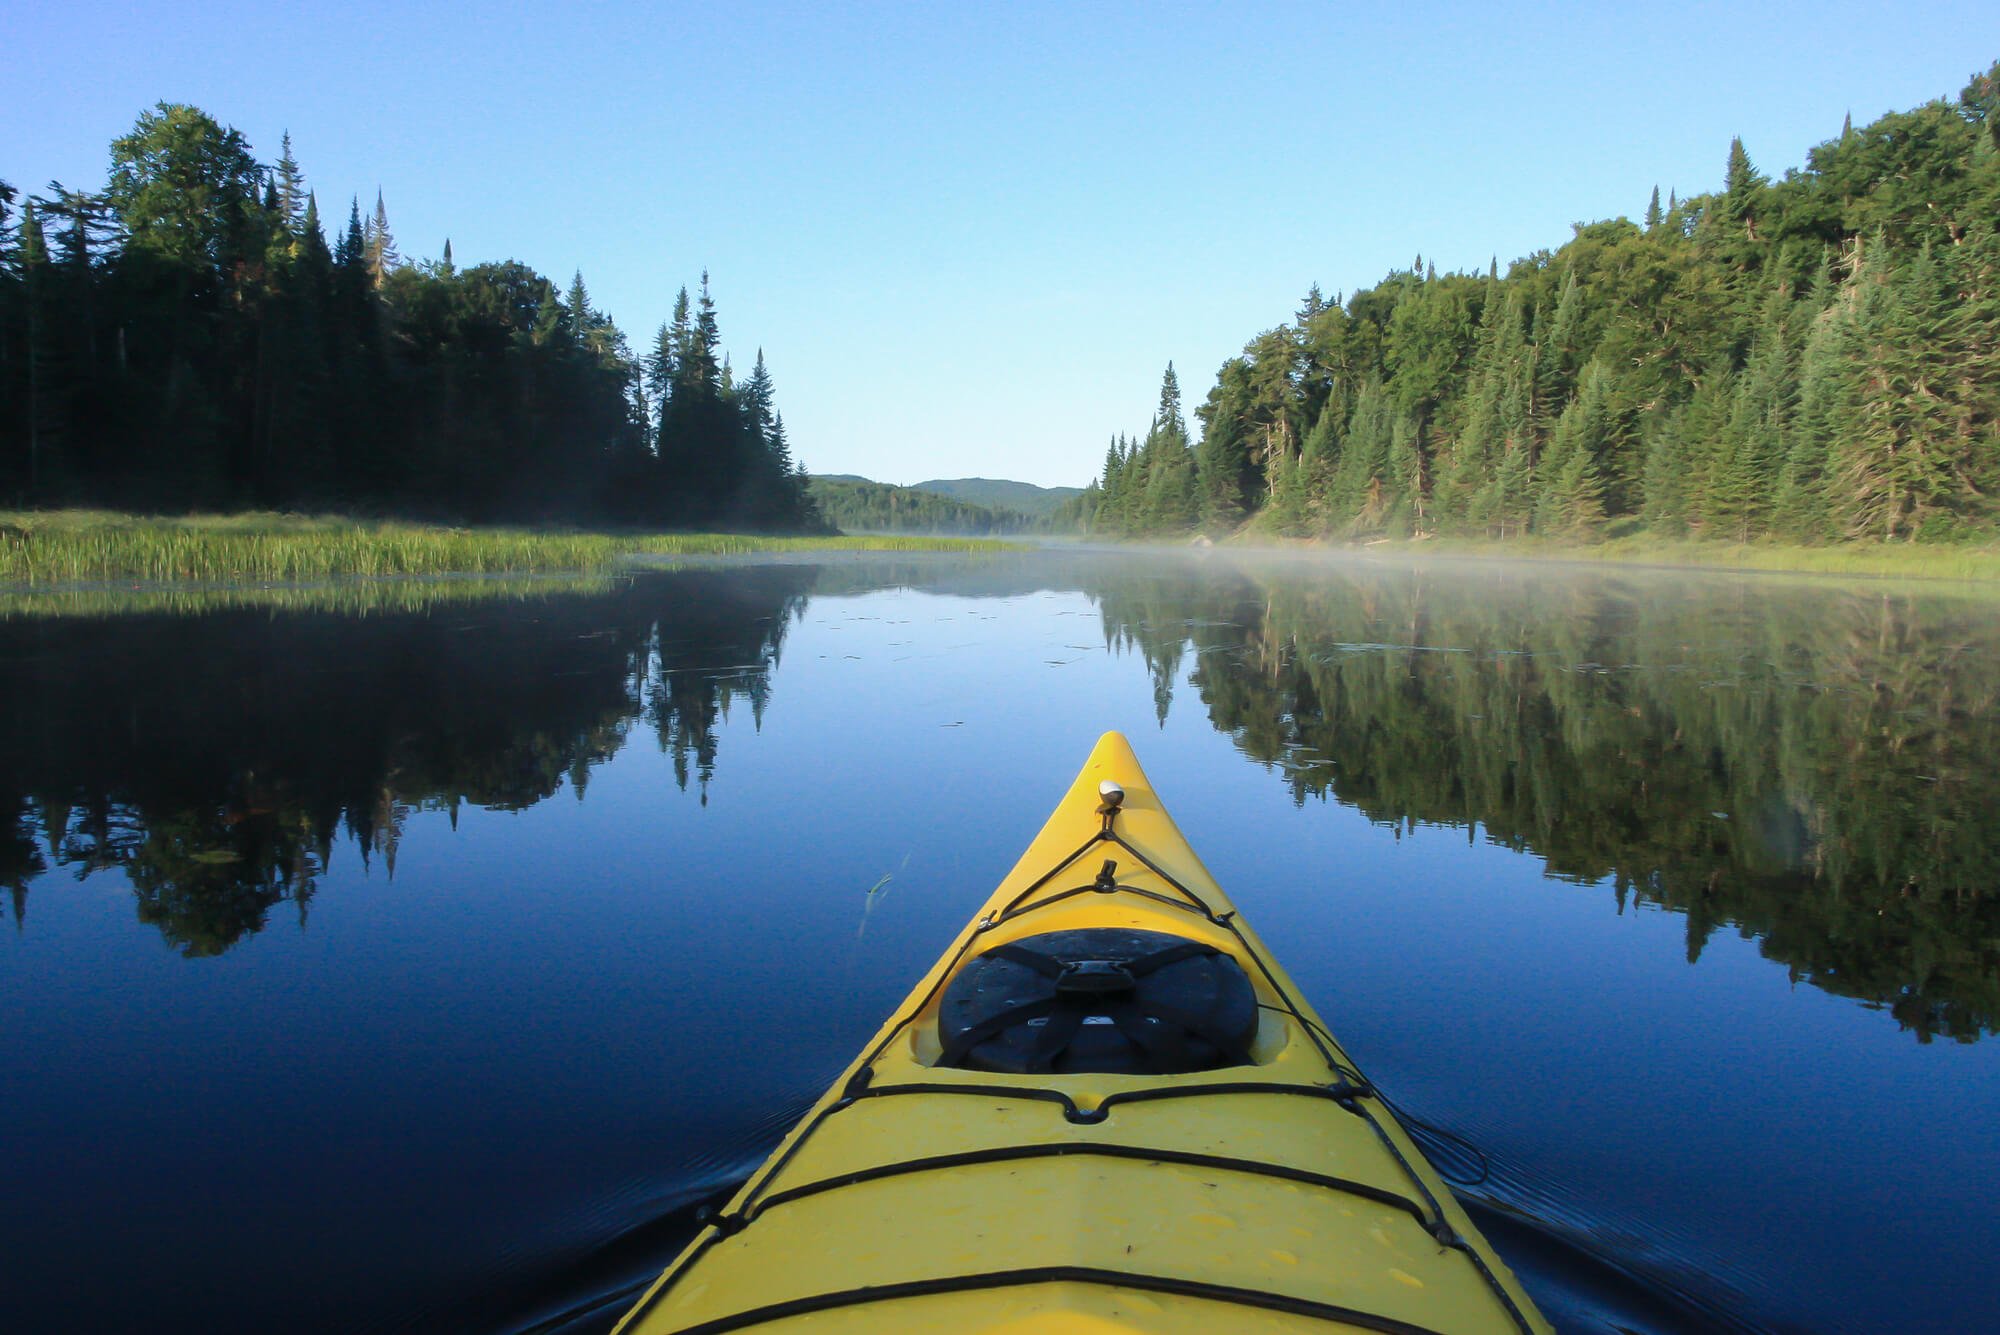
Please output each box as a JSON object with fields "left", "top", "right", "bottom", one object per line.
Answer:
{"left": 0, "top": 511, "right": 1020, "bottom": 583}
{"left": 0, "top": 574, "right": 627, "bottom": 620}
{"left": 1272, "top": 530, "right": 2000, "bottom": 583}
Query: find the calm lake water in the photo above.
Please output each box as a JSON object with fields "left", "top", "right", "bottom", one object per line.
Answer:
{"left": 4, "top": 550, "right": 1998, "bottom": 1334}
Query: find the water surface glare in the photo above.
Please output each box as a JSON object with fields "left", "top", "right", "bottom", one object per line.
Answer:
{"left": 3, "top": 551, "right": 1997, "bottom": 1334}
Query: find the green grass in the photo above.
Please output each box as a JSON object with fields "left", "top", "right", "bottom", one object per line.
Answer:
{"left": 1414, "top": 534, "right": 2000, "bottom": 581}
{"left": 1224, "top": 522, "right": 2000, "bottom": 582}
{"left": 0, "top": 574, "right": 626, "bottom": 620}
{"left": 0, "top": 511, "right": 1020, "bottom": 584}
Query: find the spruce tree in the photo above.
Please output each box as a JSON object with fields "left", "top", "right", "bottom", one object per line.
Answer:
{"left": 336, "top": 197, "right": 366, "bottom": 270}
{"left": 1708, "top": 282, "right": 1794, "bottom": 539}
{"left": 1387, "top": 414, "right": 1427, "bottom": 534}
{"left": 301, "top": 194, "right": 326, "bottom": 258}
{"left": 365, "top": 189, "right": 398, "bottom": 285}
{"left": 274, "top": 131, "right": 306, "bottom": 236}
{"left": 1535, "top": 269, "right": 1584, "bottom": 420}
{"left": 1645, "top": 185, "right": 1663, "bottom": 230}
{"left": 1142, "top": 363, "right": 1200, "bottom": 531}
{"left": 1299, "top": 394, "right": 1342, "bottom": 509}
{"left": 533, "top": 285, "right": 567, "bottom": 347}
{"left": 20, "top": 199, "right": 50, "bottom": 491}
{"left": 1723, "top": 137, "right": 1768, "bottom": 242}
{"left": 1195, "top": 361, "right": 1250, "bottom": 528}
{"left": 1536, "top": 361, "right": 1613, "bottom": 537}
{"left": 1328, "top": 378, "right": 1390, "bottom": 531}
{"left": 566, "top": 270, "right": 599, "bottom": 356}
{"left": 691, "top": 271, "right": 722, "bottom": 392}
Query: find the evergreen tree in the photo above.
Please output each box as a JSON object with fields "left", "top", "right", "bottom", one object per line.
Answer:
{"left": 1140, "top": 363, "right": 1200, "bottom": 531}
{"left": 1387, "top": 413, "right": 1427, "bottom": 534}
{"left": 1195, "top": 360, "right": 1251, "bottom": 529}
{"left": 274, "top": 131, "right": 307, "bottom": 236}
{"left": 1723, "top": 136, "right": 1769, "bottom": 242}
{"left": 1327, "top": 377, "right": 1391, "bottom": 531}
{"left": 1772, "top": 287, "right": 1850, "bottom": 540}
{"left": 1535, "top": 360, "right": 1613, "bottom": 537}
{"left": 336, "top": 197, "right": 366, "bottom": 269}
{"left": 1645, "top": 185, "right": 1663, "bottom": 230}
{"left": 1706, "top": 282, "right": 1794, "bottom": 538}
{"left": 19, "top": 199, "right": 51, "bottom": 490}
{"left": 1644, "top": 371, "right": 1732, "bottom": 535}
{"left": 364, "top": 190, "right": 399, "bottom": 285}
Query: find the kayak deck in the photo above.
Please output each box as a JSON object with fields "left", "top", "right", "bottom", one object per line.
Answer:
{"left": 615, "top": 733, "right": 1549, "bottom": 1334}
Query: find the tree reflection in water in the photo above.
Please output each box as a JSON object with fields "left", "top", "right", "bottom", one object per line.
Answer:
{"left": 3, "top": 554, "right": 1997, "bottom": 1042}
{"left": 1090, "top": 559, "right": 2000, "bottom": 1042}
{"left": 0, "top": 567, "right": 813, "bottom": 954}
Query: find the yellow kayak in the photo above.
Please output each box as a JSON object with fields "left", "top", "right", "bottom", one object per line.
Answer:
{"left": 614, "top": 732, "right": 1551, "bottom": 1334}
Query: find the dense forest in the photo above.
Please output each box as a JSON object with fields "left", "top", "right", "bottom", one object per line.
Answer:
{"left": 807, "top": 475, "right": 1033, "bottom": 535}
{"left": 1064, "top": 66, "right": 2000, "bottom": 545}
{"left": 0, "top": 104, "right": 822, "bottom": 529}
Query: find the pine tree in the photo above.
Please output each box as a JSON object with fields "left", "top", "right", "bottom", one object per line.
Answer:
{"left": 1300, "top": 393, "right": 1342, "bottom": 510}
{"left": 274, "top": 131, "right": 306, "bottom": 236}
{"left": 1707, "top": 282, "right": 1794, "bottom": 539}
{"left": 1645, "top": 185, "right": 1663, "bottom": 230}
{"left": 1480, "top": 438, "right": 1534, "bottom": 537}
{"left": 301, "top": 193, "right": 326, "bottom": 257}
{"left": 1195, "top": 361, "right": 1250, "bottom": 529}
{"left": 1264, "top": 442, "right": 1312, "bottom": 536}
{"left": 1772, "top": 284, "right": 1851, "bottom": 540}
{"left": 1157, "top": 361, "right": 1185, "bottom": 440}
{"left": 20, "top": 199, "right": 51, "bottom": 491}
{"left": 533, "top": 285, "right": 567, "bottom": 347}
{"left": 1388, "top": 414, "right": 1427, "bottom": 533}
{"left": 364, "top": 189, "right": 398, "bottom": 285}
{"left": 1327, "top": 378, "right": 1391, "bottom": 531}
{"left": 689, "top": 271, "right": 721, "bottom": 394}
{"left": 1829, "top": 238, "right": 1999, "bottom": 540}
{"left": 1644, "top": 372, "right": 1731, "bottom": 534}
{"left": 646, "top": 314, "right": 678, "bottom": 422}
{"left": 566, "top": 270, "right": 600, "bottom": 357}
{"left": 1435, "top": 290, "right": 1509, "bottom": 527}
{"left": 1142, "top": 363, "right": 1200, "bottom": 531}
{"left": 1535, "top": 361, "right": 1612, "bottom": 537}
{"left": 1723, "top": 137, "right": 1768, "bottom": 242}
{"left": 1535, "top": 268, "right": 1584, "bottom": 418}
{"left": 336, "top": 197, "right": 366, "bottom": 270}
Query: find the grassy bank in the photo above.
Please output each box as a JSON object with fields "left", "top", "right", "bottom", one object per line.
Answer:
{"left": 1422, "top": 535, "right": 2000, "bottom": 581}
{"left": 0, "top": 511, "right": 1018, "bottom": 583}
{"left": 0, "top": 574, "right": 631, "bottom": 620}
{"left": 1227, "top": 525, "right": 2000, "bottom": 582}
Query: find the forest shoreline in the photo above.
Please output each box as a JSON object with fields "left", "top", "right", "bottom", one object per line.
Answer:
{"left": 0, "top": 510, "right": 1016, "bottom": 584}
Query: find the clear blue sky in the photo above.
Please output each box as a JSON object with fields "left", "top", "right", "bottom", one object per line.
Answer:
{"left": 9, "top": 2, "right": 1998, "bottom": 488}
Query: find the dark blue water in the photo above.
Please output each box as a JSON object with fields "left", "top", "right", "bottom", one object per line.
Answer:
{"left": 3, "top": 552, "right": 1997, "bottom": 1334}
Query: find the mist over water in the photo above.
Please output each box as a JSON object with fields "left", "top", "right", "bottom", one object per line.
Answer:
{"left": 3, "top": 551, "right": 1997, "bottom": 1334}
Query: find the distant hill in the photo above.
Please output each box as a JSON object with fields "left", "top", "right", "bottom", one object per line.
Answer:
{"left": 910, "top": 478, "right": 1083, "bottom": 519}
{"left": 806, "top": 477, "right": 1030, "bottom": 536}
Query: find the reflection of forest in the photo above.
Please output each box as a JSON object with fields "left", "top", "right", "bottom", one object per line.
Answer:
{"left": 1089, "top": 560, "right": 2000, "bottom": 1043}
{"left": 6, "top": 553, "right": 1996, "bottom": 1042}
{"left": 0, "top": 567, "right": 815, "bottom": 955}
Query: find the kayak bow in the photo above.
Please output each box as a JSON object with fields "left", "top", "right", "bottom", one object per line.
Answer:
{"left": 615, "top": 731, "right": 1550, "bottom": 1334}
